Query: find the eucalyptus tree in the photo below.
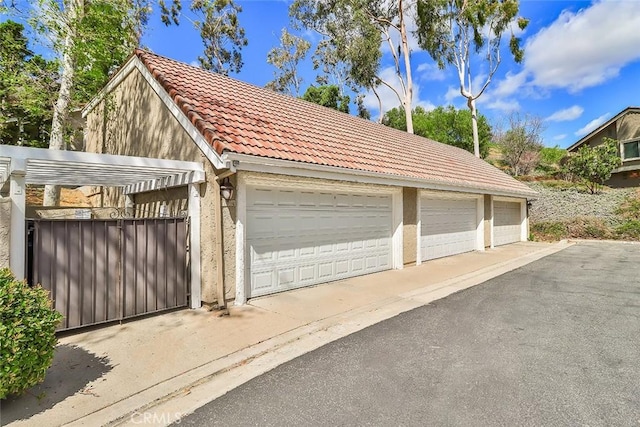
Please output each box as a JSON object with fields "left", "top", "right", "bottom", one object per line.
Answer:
{"left": 16, "top": 0, "right": 246, "bottom": 205}
{"left": 266, "top": 28, "right": 311, "bottom": 97}
{"left": 29, "top": 0, "right": 145, "bottom": 205}
{"left": 291, "top": 0, "right": 416, "bottom": 132}
{"left": 302, "top": 85, "right": 350, "bottom": 113}
{"left": 0, "top": 20, "right": 58, "bottom": 147}
{"left": 416, "top": 0, "right": 528, "bottom": 157}
{"left": 383, "top": 105, "right": 492, "bottom": 157}
{"left": 159, "top": 0, "right": 247, "bottom": 74}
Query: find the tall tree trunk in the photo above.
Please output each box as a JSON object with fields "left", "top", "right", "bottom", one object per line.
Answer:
{"left": 43, "top": 0, "right": 80, "bottom": 206}
{"left": 399, "top": 0, "right": 413, "bottom": 134}
{"left": 468, "top": 97, "right": 480, "bottom": 158}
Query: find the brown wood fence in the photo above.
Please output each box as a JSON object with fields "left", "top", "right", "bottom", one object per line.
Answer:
{"left": 29, "top": 218, "right": 188, "bottom": 331}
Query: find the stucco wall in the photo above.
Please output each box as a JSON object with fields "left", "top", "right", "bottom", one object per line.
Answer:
{"left": 484, "top": 194, "right": 492, "bottom": 247}
{"left": 219, "top": 175, "right": 237, "bottom": 303}
{"left": 134, "top": 187, "right": 189, "bottom": 218}
{"left": 583, "top": 125, "right": 614, "bottom": 148}
{"left": 577, "top": 113, "right": 640, "bottom": 187}
{"left": 402, "top": 187, "right": 417, "bottom": 265}
{"left": 0, "top": 198, "right": 10, "bottom": 270}
{"left": 607, "top": 172, "right": 640, "bottom": 188}
{"left": 617, "top": 111, "right": 640, "bottom": 141}
{"left": 84, "top": 66, "right": 223, "bottom": 305}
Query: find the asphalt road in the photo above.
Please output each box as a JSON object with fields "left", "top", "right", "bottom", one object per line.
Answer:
{"left": 176, "top": 242, "right": 640, "bottom": 427}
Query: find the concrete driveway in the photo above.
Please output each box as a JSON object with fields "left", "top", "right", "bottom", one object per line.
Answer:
{"left": 177, "top": 242, "right": 640, "bottom": 427}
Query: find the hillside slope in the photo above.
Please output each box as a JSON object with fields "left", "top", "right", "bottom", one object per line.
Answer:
{"left": 526, "top": 182, "right": 640, "bottom": 241}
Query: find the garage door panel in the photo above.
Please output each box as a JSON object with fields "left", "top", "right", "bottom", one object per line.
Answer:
{"left": 494, "top": 201, "right": 522, "bottom": 246}
{"left": 336, "top": 260, "right": 349, "bottom": 275}
{"left": 421, "top": 196, "right": 478, "bottom": 261}
{"left": 300, "top": 264, "right": 317, "bottom": 282}
{"left": 247, "top": 187, "right": 393, "bottom": 298}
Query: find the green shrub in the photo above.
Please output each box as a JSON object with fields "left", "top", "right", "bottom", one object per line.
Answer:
{"left": 538, "top": 179, "right": 576, "bottom": 190}
{"left": 538, "top": 146, "right": 567, "bottom": 166}
{"left": 616, "top": 191, "right": 640, "bottom": 221}
{"left": 531, "top": 221, "right": 567, "bottom": 241}
{"left": 564, "top": 138, "right": 621, "bottom": 194}
{"left": 615, "top": 220, "right": 640, "bottom": 240}
{"left": 0, "top": 268, "right": 62, "bottom": 399}
{"left": 536, "top": 146, "right": 567, "bottom": 176}
{"left": 564, "top": 217, "right": 612, "bottom": 240}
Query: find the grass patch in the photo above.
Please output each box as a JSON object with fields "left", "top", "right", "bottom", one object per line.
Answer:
{"left": 531, "top": 221, "right": 567, "bottom": 241}
{"left": 531, "top": 217, "right": 620, "bottom": 242}
{"left": 615, "top": 189, "right": 640, "bottom": 220}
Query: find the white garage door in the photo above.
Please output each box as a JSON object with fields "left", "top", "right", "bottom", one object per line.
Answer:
{"left": 421, "top": 196, "right": 478, "bottom": 261}
{"left": 494, "top": 201, "right": 522, "bottom": 246}
{"left": 246, "top": 186, "right": 393, "bottom": 298}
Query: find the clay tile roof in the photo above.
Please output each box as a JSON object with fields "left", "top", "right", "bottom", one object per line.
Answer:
{"left": 135, "top": 49, "right": 536, "bottom": 197}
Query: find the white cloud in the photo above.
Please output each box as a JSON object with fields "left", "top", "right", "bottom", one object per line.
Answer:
{"left": 362, "top": 66, "right": 435, "bottom": 119}
{"left": 416, "top": 62, "right": 446, "bottom": 82}
{"left": 524, "top": 0, "right": 640, "bottom": 92}
{"left": 554, "top": 134, "right": 567, "bottom": 141}
{"left": 189, "top": 60, "right": 201, "bottom": 68}
{"left": 444, "top": 86, "right": 461, "bottom": 104}
{"left": 575, "top": 113, "right": 611, "bottom": 136}
{"left": 546, "top": 105, "right": 584, "bottom": 122}
{"left": 491, "top": 71, "right": 529, "bottom": 98}
{"left": 484, "top": 98, "right": 520, "bottom": 113}
{"left": 415, "top": 99, "right": 436, "bottom": 111}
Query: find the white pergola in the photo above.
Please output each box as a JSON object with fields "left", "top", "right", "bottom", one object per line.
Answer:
{"left": 0, "top": 145, "right": 206, "bottom": 309}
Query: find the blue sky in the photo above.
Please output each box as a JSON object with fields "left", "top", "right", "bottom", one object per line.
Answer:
{"left": 140, "top": 0, "right": 640, "bottom": 149}
{"left": 6, "top": 0, "right": 639, "bottom": 148}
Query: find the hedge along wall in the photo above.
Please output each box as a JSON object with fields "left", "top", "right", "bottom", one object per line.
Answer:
{"left": 0, "top": 198, "right": 10, "bottom": 269}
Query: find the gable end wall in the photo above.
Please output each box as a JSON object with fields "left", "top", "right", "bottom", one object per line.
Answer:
{"left": 84, "top": 67, "right": 233, "bottom": 305}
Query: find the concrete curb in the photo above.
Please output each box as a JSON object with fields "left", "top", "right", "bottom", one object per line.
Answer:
{"left": 68, "top": 241, "right": 573, "bottom": 427}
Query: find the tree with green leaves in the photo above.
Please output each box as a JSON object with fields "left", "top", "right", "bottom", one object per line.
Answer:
{"left": 302, "top": 85, "right": 350, "bottom": 113}
{"left": 383, "top": 105, "right": 492, "bottom": 157}
{"left": 495, "top": 113, "right": 544, "bottom": 176}
{"left": 265, "top": 28, "right": 310, "bottom": 97}
{"left": 0, "top": 20, "right": 57, "bottom": 147}
{"left": 565, "top": 138, "right": 621, "bottom": 194}
{"left": 291, "top": 0, "right": 415, "bottom": 132}
{"left": 12, "top": 0, "right": 246, "bottom": 205}
{"left": 416, "top": 0, "right": 528, "bottom": 157}
{"left": 159, "top": 0, "right": 247, "bottom": 74}
{"left": 27, "top": 0, "right": 145, "bottom": 205}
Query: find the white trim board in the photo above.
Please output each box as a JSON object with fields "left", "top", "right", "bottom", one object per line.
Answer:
{"left": 227, "top": 153, "right": 537, "bottom": 200}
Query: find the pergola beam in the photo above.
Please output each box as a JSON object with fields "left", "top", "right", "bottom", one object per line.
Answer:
{"left": 1, "top": 146, "right": 206, "bottom": 308}
{"left": 124, "top": 170, "right": 205, "bottom": 195}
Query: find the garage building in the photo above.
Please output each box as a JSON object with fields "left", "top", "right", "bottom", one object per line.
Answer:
{"left": 82, "top": 49, "right": 536, "bottom": 307}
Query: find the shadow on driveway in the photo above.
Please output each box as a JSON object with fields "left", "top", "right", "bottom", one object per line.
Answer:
{"left": 1, "top": 344, "right": 112, "bottom": 425}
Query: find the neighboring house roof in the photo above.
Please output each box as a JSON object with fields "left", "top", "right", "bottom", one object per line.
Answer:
{"left": 106, "top": 49, "right": 537, "bottom": 198}
{"left": 568, "top": 106, "right": 640, "bottom": 152}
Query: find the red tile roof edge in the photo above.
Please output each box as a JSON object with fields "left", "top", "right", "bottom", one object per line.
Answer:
{"left": 132, "top": 49, "right": 537, "bottom": 198}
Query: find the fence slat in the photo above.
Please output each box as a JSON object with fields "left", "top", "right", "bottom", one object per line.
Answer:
{"left": 29, "top": 218, "right": 188, "bottom": 331}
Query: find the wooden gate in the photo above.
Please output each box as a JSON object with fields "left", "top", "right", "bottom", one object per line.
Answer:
{"left": 28, "top": 218, "right": 189, "bottom": 331}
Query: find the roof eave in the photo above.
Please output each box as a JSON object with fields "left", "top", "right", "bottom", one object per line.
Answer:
{"left": 224, "top": 153, "right": 538, "bottom": 199}
{"left": 81, "top": 52, "right": 230, "bottom": 171}
{"left": 568, "top": 106, "right": 640, "bottom": 152}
